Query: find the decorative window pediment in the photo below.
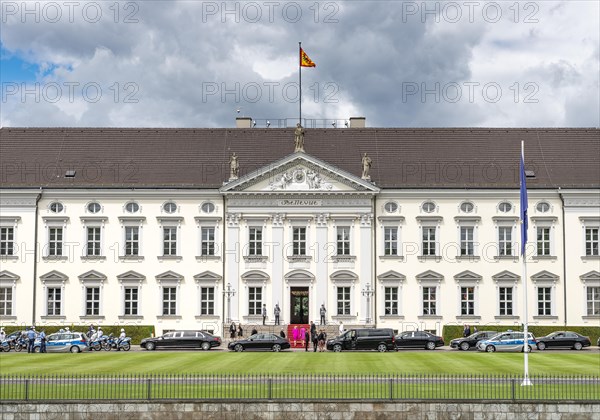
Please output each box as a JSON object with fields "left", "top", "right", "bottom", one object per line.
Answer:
{"left": 531, "top": 270, "right": 559, "bottom": 284}
{"left": 580, "top": 271, "right": 600, "bottom": 284}
{"left": 492, "top": 270, "right": 520, "bottom": 283}
{"left": 416, "top": 270, "right": 443, "bottom": 283}
{"left": 193, "top": 271, "right": 222, "bottom": 283}
{"left": 241, "top": 270, "right": 270, "bottom": 284}
{"left": 284, "top": 269, "right": 315, "bottom": 285}
{"left": 78, "top": 270, "right": 107, "bottom": 283}
{"left": 40, "top": 270, "right": 68, "bottom": 283}
{"left": 117, "top": 270, "right": 145, "bottom": 283}
{"left": 156, "top": 270, "right": 184, "bottom": 284}
{"left": 454, "top": 270, "right": 482, "bottom": 283}
{"left": 0, "top": 270, "right": 19, "bottom": 285}
{"left": 330, "top": 270, "right": 358, "bottom": 282}
{"left": 377, "top": 270, "right": 406, "bottom": 283}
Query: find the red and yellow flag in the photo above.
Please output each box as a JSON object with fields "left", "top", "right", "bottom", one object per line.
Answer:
{"left": 300, "top": 48, "right": 316, "bottom": 67}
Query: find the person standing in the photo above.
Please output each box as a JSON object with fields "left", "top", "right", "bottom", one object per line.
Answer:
{"left": 117, "top": 328, "right": 126, "bottom": 350}
{"left": 304, "top": 328, "right": 310, "bottom": 352}
{"left": 320, "top": 304, "right": 327, "bottom": 325}
{"left": 463, "top": 324, "right": 471, "bottom": 337}
{"left": 339, "top": 322, "right": 344, "bottom": 335}
{"left": 292, "top": 326, "right": 299, "bottom": 347}
{"left": 310, "top": 322, "right": 318, "bottom": 352}
{"left": 280, "top": 329, "right": 286, "bottom": 339}
{"left": 229, "top": 322, "right": 236, "bottom": 339}
{"left": 26, "top": 328, "right": 36, "bottom": 353}
{"left": 237, "top": 324, "right": 243, "bottom": 338}
{"left": 262, "top": 304, "right": 267, "bottom": 325}
{"left": 39, "top": 330, "right": 47, "bottom": 353}
{"left": 274, "top": 304, "right": 281, "bottom": 325}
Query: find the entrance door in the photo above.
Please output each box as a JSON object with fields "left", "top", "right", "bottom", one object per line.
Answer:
{"left": 290, "top": 287, "right": 309, "bottom": 324}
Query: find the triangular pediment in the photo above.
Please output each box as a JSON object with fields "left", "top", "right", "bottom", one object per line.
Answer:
{"left": 492, "top": 270, "right": 520, "bottom": 282}
{"left": 454, "top": 270, "right": 482, "bottom": 282}
{"left": 40, "top": 270, "right": 68, "bottom": 282}
{"left": 220, "top": 153, "right": 379, "bottom": 194}
{"left": 0, "top": 270, "right": 20, "bottom": 282}
{"left": 78, "top": 270, "right": 106, "bottom": 282}
{"left": 117, "top": 270, "right": 146, "bottom": 281}
{"left": 580, "top": 271, "right": 600, "bottom": 281}
{"left": 377, "top": 270, "right": 406, "bottom": 282}
{"left": 193, "top": 271, "right": 222, "bottom": 282}
{"left": 531, "top": 270, "right": 559, "bottom": 281}
{"left": 156, "top": 270, "right": 183, "bottom": 281}
{"left": 416, "top": 270, "right": 443, "bottom": 282}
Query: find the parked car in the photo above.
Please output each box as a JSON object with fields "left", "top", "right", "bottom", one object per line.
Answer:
{"left": 34, "top": 332, "right": 89, "bottom": 353}
{"left": 394, "top": 331, "right": 444, "bottom": 350}
{"left": 477, "top": 332, "right": 536, "bottom": 353}
{"left": 536, "top": 331, "right": 591, "bottom": 351}
{"left": 326, "top": 328, "right": 395, "bottom": 352}
{"left": 228, "top": 333, "right": 290, "bottom": 352}
{"left": 450, "top": 331, "right": 497, "bottom": 351}
{"left": 141, "top": 330, "right": 221, "bottom": 351}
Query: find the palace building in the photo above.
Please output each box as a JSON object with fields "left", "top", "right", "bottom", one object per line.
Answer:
{"left": 0, "top": 120, "right": 598, "bottom": 335}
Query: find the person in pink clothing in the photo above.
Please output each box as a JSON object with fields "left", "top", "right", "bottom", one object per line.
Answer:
{"left": 300, "top": 327, "right": 306, "bottom": 348}
{"left": 292, "top": 326, "right": 299, "bottom": 346}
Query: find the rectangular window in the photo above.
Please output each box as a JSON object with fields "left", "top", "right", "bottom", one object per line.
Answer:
{"left": 125, "top": 227, "right": 139, "bottom": 256}
{"left": 384, "top": 227, "right": 398, "bottom": 256}
{"left": 248, "top": 287, "right": 262, "bottom": 316}
{"left": 86, "top": 287, "right": 100, "bottom": 316}
{"left": 384, "top": 287, "right": 398, "bottom": 315}
{"left": 124, "top": 287, "right": 138, "bottom": 316}
{"left": 48, "top": 227, "right": 63, "bottom": 256}
{"left": 87, "top": 227, "right": 101, "bottom": 256}
{"left": 337, "top": 227, "right": 350, "bottom": 255}
{"left": 0, "top": 287, "right": 12, "bottom": 316}
{"left": 499, "top": 287, "right": 513, "bottom": 316}
{"left": 200, "top": 287, "right": 215, "bottom": 315}
{"left": 498, "top": 227, "right": 512, "bottom": 256}
{"left": 337, "top": 286, "right": 351, "bottom": 315}
{"left": 47, "top": 287, "right": 61, "bottom": 316}
{"left": 292, "top": 227, "right": 306, "bottom": 256}
{"left": 537, "top": 227, "right": 551, "bottom": 256}
{"left": 537, "top": 287, "right": 552, "bottom": 316}
{"left": 163, "top": 227, "right": 177, "bottom": 256}
{"left": 201, "top": 227, "right": 215, "bottom": 256}
{"left": 587, "top": 286, "right": 600, "bottom": 316}
{"left": 0, "top": 227, "right": 14, "bottom": 256}
{"left": 422, "top": 227, "right": 436, "bottom": 256}
{"left": 585, "top": 227, "right": 599, "bottom": 256}
{"left": 460, "top": 227, "right": 474, "bottom": 256}
{"left": 460, "top": 286, "right": 475, "bottom": 315}
{"left": 248, "top": 227, "right": 262, "bottom": 256}
{"left": 422, "top": 287, "right": 436, "bottom": 315}
{"left": 162, "top": 287, "right": 177, "bottom": 315}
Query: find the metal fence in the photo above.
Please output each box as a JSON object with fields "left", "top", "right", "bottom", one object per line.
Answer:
{"left": 1, "top": 374, "right": 598, "bottom": 402}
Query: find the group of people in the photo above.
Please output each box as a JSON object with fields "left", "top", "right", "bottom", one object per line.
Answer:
{"left": 291, "top": 321, "right": 329, "bottom": 352}
{"left": 259, "top": 303, "right": 328, "bottom": 326}
{"left": 463, "top": 324, "right": 478, "bottom": 337}
{"left": 0, "top": 326, "right": 47, "bottom": 353}
{"left": 229, "top": 322, "right": 244, "bottom": 339}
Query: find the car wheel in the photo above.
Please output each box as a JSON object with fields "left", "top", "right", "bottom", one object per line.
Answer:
{"left": 201, "top": 342, "right": 211, "bottom": 351}
{"left": 574, "top": 342, "right": 583, "bottom": 351}
{"left": 426, "top": 341, "right": 436, "bottom": 350}
{"left": 377, "top": 344, "right": 387, "bottom": 352}
{"left": 234, "top": 344, "right": 244, "bottom": 352}
{"left": 459, "top": 342, "right": 470, "bottom": 351}
{"left": 486, "top": 345, "right": 496, "bottom": 353}
{"left": 333, "top": 344, "right": 342, "bottom": 352}
{"left": 272, "top": 344, "right": 282, "bottom": 352}
{"left": 70, "top": 346, "right": 80, "bottom": 353}
{"left": 33, "top": 346, "right": 41, "bottom": 353}
{"left": 122, "top": 343, "right": 131, "bottom": 351}
{"left": 537, "top": 342, "right": 546, "bottom": 351}
{"left": 146, "top": 342, "right": 155, "bottom": 351}
{"left": 521, "top": 345, "right": 533, "bottom": 352}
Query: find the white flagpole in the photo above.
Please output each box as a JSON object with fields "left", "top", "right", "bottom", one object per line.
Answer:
{"left": 521, "top": 140, "right": 532, "bottom": 386}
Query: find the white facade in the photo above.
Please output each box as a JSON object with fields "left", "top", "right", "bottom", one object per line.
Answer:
{"left": 1, "top": 154, "right": 599, "bottom": 335}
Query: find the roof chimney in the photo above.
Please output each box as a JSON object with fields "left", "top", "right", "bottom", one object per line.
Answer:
{"left": 349, "top": 117, "right": 366, "bottom": 128}
{"left": 236, "top": 117, "right": 252, "bottom": 128}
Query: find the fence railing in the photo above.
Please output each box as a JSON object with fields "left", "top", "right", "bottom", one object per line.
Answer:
{"left": 1, "top": 374, "right": 598, "bottom": 402}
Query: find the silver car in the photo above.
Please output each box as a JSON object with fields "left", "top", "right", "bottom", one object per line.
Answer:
{"left": 477, "top": 332, "right": 536, "bottom": 352}
{"left": 35, "top": 332, "right": 90, "bottom": 353}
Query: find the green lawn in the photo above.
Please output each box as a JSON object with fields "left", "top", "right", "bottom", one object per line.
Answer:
{"left": 1, "top": 351, "right": 598, "bottom": 376}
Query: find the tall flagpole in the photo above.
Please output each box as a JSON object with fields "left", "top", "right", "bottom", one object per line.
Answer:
{"left": 520, "top": 140, "right": 532, "bottom": 386}
{"left": 298, "top": 41, "right": 302, "bottom": 125}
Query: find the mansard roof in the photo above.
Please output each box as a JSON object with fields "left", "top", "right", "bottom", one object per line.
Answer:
{"left": 1, "top": 127, "right": 598, "bottom": 189}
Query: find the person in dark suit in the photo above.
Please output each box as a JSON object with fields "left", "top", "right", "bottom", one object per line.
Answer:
{"left": 310, "top": 321, "right": 318, "bottom": 352}
{"left": 304, "top": 329, "right": 310, "bottom": 352}
{"left": 463, "top": 324, "right": 471, "bottom": 337}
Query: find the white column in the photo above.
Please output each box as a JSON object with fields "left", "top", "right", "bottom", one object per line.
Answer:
{"left": 225, "top": 213, "right": 240, "bottom": 321}
{"left": 315, "top": 213, "right": 329, "bottom": 320}
{"left": 271, "top": 213, "right": 285, "bottom": 322}
{"left": 360, "top": 213, "right": 373, "bottom": 323}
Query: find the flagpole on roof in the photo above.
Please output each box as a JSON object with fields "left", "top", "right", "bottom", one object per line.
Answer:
{"left": 299, "top": 41, "right": 302, "bottom": 126}
{"left": 520, "top": 140, "right": 532, "bottom": 387}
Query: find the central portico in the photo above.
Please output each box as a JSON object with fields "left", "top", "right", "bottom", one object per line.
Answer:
{"left": 220, "top": 152, "right": 379, "bottom": 326}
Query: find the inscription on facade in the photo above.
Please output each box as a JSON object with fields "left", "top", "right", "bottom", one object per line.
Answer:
{"left": 278, "top": 199, "right": 322, "bottom": 206}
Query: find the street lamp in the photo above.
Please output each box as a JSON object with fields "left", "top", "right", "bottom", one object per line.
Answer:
{"left": 362, "top": 284, "right": 374, "bottom": 325}
{"left": 223, "top": 283, "right": 236, "bottom": 324}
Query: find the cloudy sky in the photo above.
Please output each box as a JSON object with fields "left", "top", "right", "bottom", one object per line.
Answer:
{"left": 1, "top": 1, "right": 598, "bottom": 128}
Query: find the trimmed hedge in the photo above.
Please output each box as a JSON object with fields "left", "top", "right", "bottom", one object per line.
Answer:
{"left": 442, "top": 324, "right": 600, "bottom": 346}
{"left": 0, "top": 325, "right": 155, "bottom": 345}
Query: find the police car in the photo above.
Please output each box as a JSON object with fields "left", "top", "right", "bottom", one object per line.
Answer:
{"left": 477, "top": 331, "right": 537, "bottom": 353}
